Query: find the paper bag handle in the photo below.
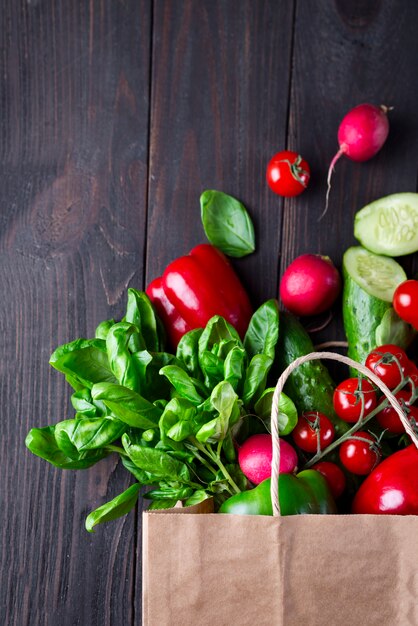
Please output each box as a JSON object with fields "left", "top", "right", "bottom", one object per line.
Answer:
{"left": 270, "top": 351, "right": 418, "bottom": 517}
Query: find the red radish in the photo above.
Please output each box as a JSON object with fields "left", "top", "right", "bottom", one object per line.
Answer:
{"left": 280, "top": 254, "right": 341, "bottom": 316}
{"left": 321, "top": 103, "right": 390, "bottom": 219}
{"left": 238, "top": 434, "right": 298, "bottom": 485}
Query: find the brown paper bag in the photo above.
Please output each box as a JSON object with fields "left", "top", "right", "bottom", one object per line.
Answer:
{"left": 142, "top": 352, "right": 418, "bottom": 626}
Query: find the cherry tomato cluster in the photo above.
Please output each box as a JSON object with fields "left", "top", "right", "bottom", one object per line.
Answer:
{"left": 289, "top": 343, "right": 418, "bottom": 496}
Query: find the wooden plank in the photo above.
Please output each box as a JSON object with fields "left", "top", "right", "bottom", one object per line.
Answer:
{"left": 145, "top": 0, "right": 296, "bottom": 307}
{"left": 0, "top": 1, "right": 151, "bottom": 625}
{"left": 281, "top": 0, "right": 418, "bottom": 349}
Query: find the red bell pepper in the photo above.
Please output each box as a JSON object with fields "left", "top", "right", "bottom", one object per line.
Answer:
{"left": 146, "top": 244, "right": 253, "bottom": 347}
{"left": 352, "top": 444, "right": 418, "bottom": 515}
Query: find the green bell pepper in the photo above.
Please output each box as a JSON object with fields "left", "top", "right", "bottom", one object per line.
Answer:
{"left": 218, "top": 470, "right": 336, "bottom": 516}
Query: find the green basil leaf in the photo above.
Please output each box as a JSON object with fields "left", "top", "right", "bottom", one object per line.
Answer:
{"left": 198, "top": 316, "right": 242, "bottom": 358}
{"left": 121, "top": 455, "right": 159, "bottom": 485}
{"left": 50, "top": 339, "right": 117, "bottom": 389}
{"left": 134, "top": 351, "right": 181, "bottom": 401}
{"left": 144, "top": 486, "right": 193, "bottom": 501}
{"left": 71, "top": 389, "right": 98, "bottom": 417}
{"left": 200, "top": 190, "right": 255, "bottom": 257}
{"left": 254, "top": 388, "right": 298, "bottom": 435}
{"left": 223, "top": 346, "right": 247, "bottom": 391}
{"left": 242, "top": 354, "right": 274, "bottom": 407}
{"left": 106, "top": 322, "right": 143, "bottom": 392}
{"left": 375, "top": 307, "right": 416, "bottom": 349}
{"left": 85, "top": 483, "right": 141, "bottom": 532}
{"left": 70, "top": 388, "right": 109, "bottom": 418}
{"left": 216, "top": 339, "right": 240, "bottom": 360}
{"left": 54, "top": 417, "right": 126, "bottom": 452}
{"left": 184, "top": 490, "right": 211, "bottom": 507}
{"left": 159, "top": 398, "right": 196, "bottom": 447}
{"left": 122, "top": 434, "right": 190, "bottom": 482}
{"left": 25, "top": 426, "right": 108, "bottom": 469}
{"left": 95, "top": 319, "right": 116, "bottom": 340}
{"left": 176, "top": 329, "right": 203, "bottom": 379}
{"left": 243, "top": 299, "right": 279, "bottom": 360}
{"left": 166, "top": 420, "right": 194, "bottom": 442}
{"left": 200, "top": 351, "right": 224, "bottom": 388}
{"left": 210, "top": 381, "right": 239, "bottom": 423}
{"left": 195, "top": 416, "right": 224, "bottom": 443}
{"left": 196, "top": 382, "right": 240, "bottom": 443}
{"left": 126, "top": 289, "right": 160, "bottom": 352}
{"left": 159, "top": 365, "right": 204, "bottom": 404}
{"left": 147, "top": 499, "right": 178, "bottom": 511}
{"left": 91, "top": 382, "right": 162, "bottom": 429}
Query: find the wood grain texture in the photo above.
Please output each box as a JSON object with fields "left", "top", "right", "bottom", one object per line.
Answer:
{"left": 146, "top": 0, "right": 296, "bottom": 307}
{"left": 1, "top": 1, "right": 151, "bottom": 624}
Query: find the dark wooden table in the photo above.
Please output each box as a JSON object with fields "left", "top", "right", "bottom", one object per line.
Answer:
{"left": 2, "top": 1, "right": 418, "bottom": 624}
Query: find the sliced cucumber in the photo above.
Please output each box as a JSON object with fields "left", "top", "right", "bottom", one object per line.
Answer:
{"left": 354, "top": 192, "right": 418, "bottom": 256}
{"left": 343, "top": 246, "right": 406, "bottom": 302}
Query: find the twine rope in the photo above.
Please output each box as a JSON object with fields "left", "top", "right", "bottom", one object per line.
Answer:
{"left": 270, "top": 351, "right": 418, "bottom": 517}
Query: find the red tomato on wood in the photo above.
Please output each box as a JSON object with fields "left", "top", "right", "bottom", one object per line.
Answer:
{"left": 266, "top": 150, "right": 310, "bottom": 197}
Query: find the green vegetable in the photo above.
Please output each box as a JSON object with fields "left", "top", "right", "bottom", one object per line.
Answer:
{"left": 26, "top": 287, "right": 285, "bottom": 529}
{"left": 85, "top": 483, "right": 141, "bottom": 532}
{"left": 354, "top": 192, "right": 418, "bottom": 256}
{"left": 276, "top": 312, "right": 349, "bottom": 436}
{"left": 343, "top": 246, "right": 406, "bottom": 302}
{"left": 254, "top": 388, "right": 298, "bottom": 436}
{"left": 25, "top": 425, "right": 109, "bottom": 469}
{"left": 49, "top": 338, "right": 117, "bottom": 390}
{"left": 342, "top": 246, "right": 410, "bottom": 370}
{"left": 200, "top": 190, "right": 255, "bottom": 257}
{"left": 219, "top": 470, "right": 336, "bottom": 516}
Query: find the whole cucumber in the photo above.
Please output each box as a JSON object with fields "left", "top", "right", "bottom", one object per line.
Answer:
{"left": 276, "top": 313, "right": 349, "bottom": 436}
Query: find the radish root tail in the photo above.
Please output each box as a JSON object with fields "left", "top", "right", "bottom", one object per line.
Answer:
{"left": 318, "top": 147, "right": 344, "bottom": 221}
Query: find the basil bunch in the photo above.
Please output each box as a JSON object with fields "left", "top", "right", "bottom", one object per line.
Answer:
{"left": 26, "top": 290, "right": 297, "bottom": 531}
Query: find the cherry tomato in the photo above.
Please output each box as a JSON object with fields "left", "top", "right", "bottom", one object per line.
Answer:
{"left": 393, "top": 280, "right": 418, "bottom": 330}
{"left": 311, "top": 461, "right": 346, "bottom": 499}
{"left": 333, "top": 378, "right": 377, "bottom": 423}
{"left": 376, "top": 390, "right": 413, "bottom": 434}
{"left": 339, "top": 431, "right": 381, "bottom": 475}
{"left": 292, "top": 411, "right": 335, "bottom": 454}
{"left": 365, "top": 344, "right": 410, "bottom": 390}
{"left": 266, "top": 150, "right": 310, "bottom": 197}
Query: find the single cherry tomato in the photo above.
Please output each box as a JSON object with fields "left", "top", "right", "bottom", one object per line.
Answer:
{"left": 376, "top": 390, "right": 414, "bottom": 434}
{"left": 311, "top": 461, "right": 346, "bottom": 499}
{"left": 333, "top": 378, "right": 377, "bottom": 423}
{"left": 291, "top": 411, "right": 335, "bottom": 454}
{"left": 266, "top": 150, "right": 310, "bottom": 197}
{"left": 393, "top": 280, "right": 418, "bottom": 330}
{"left": 365, "top": 344, "right": 410, "bottom": 390}
{"left": 339, "top": 431, "right": 381, "bottom": 475}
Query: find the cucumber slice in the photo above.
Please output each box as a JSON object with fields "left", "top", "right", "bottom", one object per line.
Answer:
{"left": 343, "top": 246, "right": 406, "bottom": 302}
{"left": 354, "top": 192, "right": 418, "bottom": 256}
